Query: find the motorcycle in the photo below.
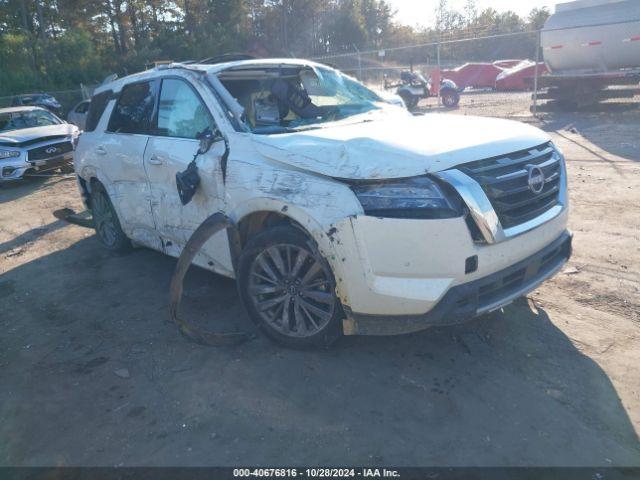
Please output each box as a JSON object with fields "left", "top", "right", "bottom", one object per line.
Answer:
{"left": 384, "top": 70, "right": 460, "bottom": 110}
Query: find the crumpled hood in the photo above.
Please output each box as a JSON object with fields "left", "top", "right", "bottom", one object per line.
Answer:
{"left": 0, "top": 123, "right": 76, "bottom": 146}
{"left": 251, "top": 114, "right": 550, "bottom": 180}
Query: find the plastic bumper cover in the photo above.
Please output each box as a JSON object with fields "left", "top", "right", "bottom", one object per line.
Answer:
{"left": 343, "top": 231, "right": 572, "bottom": 335}
{"left": 0, "top": 158, "right": 28, "bottom": 180}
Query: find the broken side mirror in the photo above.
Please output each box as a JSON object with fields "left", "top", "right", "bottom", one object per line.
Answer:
{"left": 197, "top": 128, "right": 224, "bottom": 155}
{"left": 176, "top": 128, "right": 227, "bottom": 206}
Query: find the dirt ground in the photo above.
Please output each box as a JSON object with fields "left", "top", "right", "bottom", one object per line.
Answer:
{"left": 1, "top": 93, "right": 639, "bottom": 467}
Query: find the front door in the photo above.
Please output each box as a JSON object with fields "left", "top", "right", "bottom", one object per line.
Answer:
{"left": 143, "top": 77, "right": 233, "bottom": 275}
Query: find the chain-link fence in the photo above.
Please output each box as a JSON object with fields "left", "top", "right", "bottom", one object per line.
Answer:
{"left": 2, "top": 32, "right": 543, "bottom": 121}
{"left": 0, "top": 84, "right": 95, "bottom": 118}
{"left": 314, "top": 30, "right": 542, "bottom": 119}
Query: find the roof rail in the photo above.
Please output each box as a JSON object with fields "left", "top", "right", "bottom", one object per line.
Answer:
{"left": 198, "top": 53, "right": 256, "bottom": 65}
{"left": 154, "top": 62, "right": 206, "bottom": 74}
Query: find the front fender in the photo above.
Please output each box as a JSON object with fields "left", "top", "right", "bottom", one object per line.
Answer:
{"left": 227, "top": 198, "right": 355, "bottom": 308}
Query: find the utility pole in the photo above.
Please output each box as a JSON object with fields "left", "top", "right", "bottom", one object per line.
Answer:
{"left": 532, "top": 30, "right": 541, "bottom": 118}
{"left": 437, "top": 41, "right": 441, "bottom": 108}
{"left": 282, "top": 0, "right": 288, "bottom": 51}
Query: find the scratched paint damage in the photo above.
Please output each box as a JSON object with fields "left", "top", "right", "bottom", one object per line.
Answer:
{"left": 74, "top": 58, "right": 570, "bottom": 340}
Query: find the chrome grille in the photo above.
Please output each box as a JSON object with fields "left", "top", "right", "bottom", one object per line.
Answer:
{"left": 458, "top": 142, "right": 562, "bottom": 229}
{"left": 28, "top": 141, "right": 73, "bottom": 162}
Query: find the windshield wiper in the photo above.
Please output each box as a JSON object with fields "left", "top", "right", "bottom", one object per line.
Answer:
{"left": 253, "top": 124, "right": 324, "bottom": 135}
{"left": 252, "top": 126, "right": 297, "bottom": 134}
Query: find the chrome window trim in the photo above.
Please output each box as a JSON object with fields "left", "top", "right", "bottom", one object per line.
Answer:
{"left": 435, "top": 151, "right": 567, "bottom": 245}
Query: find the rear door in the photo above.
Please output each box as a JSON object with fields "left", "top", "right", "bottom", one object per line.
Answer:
{"left": 95, "top": 79, "right": 160, "bottom": 247}
{"left": 69, "top": 101, "right": 90, "bottom": 129}
{"left": 143, "top": 76, "right": 232, "bottom": 272}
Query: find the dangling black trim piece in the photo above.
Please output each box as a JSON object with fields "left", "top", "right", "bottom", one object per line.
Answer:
{"left": 169, "top": 212, "right": 250, "bottom": 346}
{"left": 221, "top": 136, "right": 230, "bottom": 183}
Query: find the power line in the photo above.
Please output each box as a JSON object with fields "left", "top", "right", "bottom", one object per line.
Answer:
{"left": 312, "top": 29, "right": 538, "bottom": 60}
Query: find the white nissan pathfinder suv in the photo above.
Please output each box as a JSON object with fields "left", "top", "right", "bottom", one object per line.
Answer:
{"left": 74, "top": 59, "right": 571, "bottom": 347}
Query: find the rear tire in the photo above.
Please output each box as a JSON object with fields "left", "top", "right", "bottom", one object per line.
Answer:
{"left": 90, "top": 182, "right": 131, "bottom": 253}
{"left": 237, "top": 225, "right": 342, "bottom": 348}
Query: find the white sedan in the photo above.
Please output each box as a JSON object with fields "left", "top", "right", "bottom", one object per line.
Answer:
{"left": 0, "top": 106, "right": 79, "bottom": 181}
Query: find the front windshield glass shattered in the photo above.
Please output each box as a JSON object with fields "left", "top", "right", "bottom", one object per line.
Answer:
{"left": 0, "top": 109, "right": 62, "bottom": 133}
{"left": 218, "top": 65, "right": 385, "bottom": 134}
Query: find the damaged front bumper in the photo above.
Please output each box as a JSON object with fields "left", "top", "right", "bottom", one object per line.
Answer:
{"left": 327, "top": 194, "right": 570, "bottom": 335}
{"left": 0, "top": 155, "right": 30, "bottom": 181}
{"left": 1, "top": 147, "right": 73, "bottom": 181}
{"left": 342, "top": 231, "right": 572, "bottom": 335}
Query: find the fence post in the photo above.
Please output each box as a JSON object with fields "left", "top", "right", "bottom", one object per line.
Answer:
{"left": 436, "top": 41, "right": 441, "bottom": 108}
{"left": 354, "top": 45, "right": 362, "bottom": 81}
{"left": 532, "top": 29, "right": 541, "bottom": 118}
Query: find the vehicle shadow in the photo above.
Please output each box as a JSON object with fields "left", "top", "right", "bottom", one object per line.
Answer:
{"left": 0, "top": 236, "right": 638, "bottom": 466}
{"left": 0, "top": 219, "right": 69, "bottom": 255}
{"left": 538, "top": 102, "right": 640, "bottom": 162}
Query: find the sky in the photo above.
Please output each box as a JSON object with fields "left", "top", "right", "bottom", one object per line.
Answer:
{"left": 387, "top": 0, "right": 556, "bottom": 28}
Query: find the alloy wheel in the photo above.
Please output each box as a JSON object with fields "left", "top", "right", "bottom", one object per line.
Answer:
{"left": 248, "top": 244, "right": 336, "bottom": 337}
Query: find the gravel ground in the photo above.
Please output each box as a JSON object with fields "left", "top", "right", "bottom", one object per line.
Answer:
{"left": 0, "top": 93, "right": 639, "bottom": 466}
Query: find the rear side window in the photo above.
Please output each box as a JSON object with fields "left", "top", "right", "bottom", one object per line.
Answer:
{"left": 84, "top": 90, "right": 112, "bottom": 132}
{"left": 107, "top": 81, "right": 156, "bottom": 134}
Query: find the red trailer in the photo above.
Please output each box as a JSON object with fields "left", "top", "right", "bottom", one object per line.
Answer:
{"left": 441, "top": 62, "right": 503, "bottom": 90}
{"left": 496, "top": 61, "right": 549, "bottom": 91}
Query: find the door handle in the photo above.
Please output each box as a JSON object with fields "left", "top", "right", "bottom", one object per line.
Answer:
{"left": 147, "top": 155, "right": 163, "bottom": 165}
{"left": 95, "top": 145, "right": 107, "bottom": 156}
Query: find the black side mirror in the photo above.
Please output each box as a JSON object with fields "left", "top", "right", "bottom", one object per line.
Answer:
{"left": 176, "top": 128, "right": 226, "bottom": 206}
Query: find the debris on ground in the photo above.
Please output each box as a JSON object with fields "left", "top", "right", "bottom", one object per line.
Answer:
{"left": 113, "top": 368, "right": 131, "bottom": 379}
{"left": 563, "top": 266, "right": 581, "bottom": 275}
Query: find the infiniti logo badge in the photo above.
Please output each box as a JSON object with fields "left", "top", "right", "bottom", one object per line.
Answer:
{"left": 527, "top": 165, "right": 545, "bottom": 194}
{"left": 45, "top": 146, "right": 60, "bottom": 154}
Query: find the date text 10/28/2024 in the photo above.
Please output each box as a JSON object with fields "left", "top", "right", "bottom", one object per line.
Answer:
{"left": 233, "top": 469, "right": 400, "bottom": 478}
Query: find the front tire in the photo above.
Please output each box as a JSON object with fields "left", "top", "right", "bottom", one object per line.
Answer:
{"left": 237, "top": 225, "right": 342, "bottom": 348}
{"left": 90, "top": 183, "right": 131, "bottom": 253}
{"left": 399, "top": 91, "right": 419, "bottom": 110}
{"left": 441, "top": 88, "right": 460, "bottom": 108}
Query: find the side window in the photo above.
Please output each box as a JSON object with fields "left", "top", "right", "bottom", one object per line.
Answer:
{"left": 157, "top": 78, "right": 216, "bottom": 139}
{"left": 84, "top": 90, "right": 112, "bottom": 132}
{"left": 76, "top": 101, "right": 90, "bottom": 114}
{"left": 108, "top": 81, "right": 156, "bottom": 134}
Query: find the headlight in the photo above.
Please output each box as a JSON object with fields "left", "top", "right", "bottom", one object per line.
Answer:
{"left": 0, "top": 150, "right": 20, "bottom": 159}
{"left": 551, "top": 141, "right": 564, "bottom": 159}
{"left": 71, "top": 130, "right": 81, "bottom": 147}
{"left": 351, "top": 176, "right": 462, "bottom": 219}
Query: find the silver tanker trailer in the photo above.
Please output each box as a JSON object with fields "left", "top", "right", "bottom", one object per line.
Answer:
{"left": 537, "top": 0, "right": 640, "bottom": 108}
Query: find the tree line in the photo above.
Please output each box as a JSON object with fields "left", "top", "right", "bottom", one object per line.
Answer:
{"left": 0, "top": 0, "right": 549, "bottom": 97}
